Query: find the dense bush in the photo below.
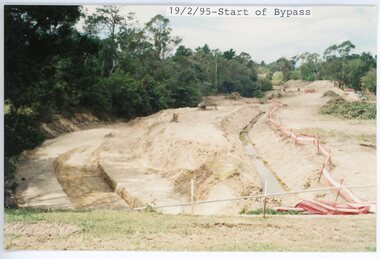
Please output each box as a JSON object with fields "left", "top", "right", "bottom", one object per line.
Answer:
{"left": 361, "top": 68, "right": 376, "bottom": 94}
{"left": 320, "top": 97, "right": 376, "bottom": 119}
{"left": 5, "top": 6, "right": 271, "bottom": 161}
{"left": 4, "top": 110, "right": 46, "bottom": 158}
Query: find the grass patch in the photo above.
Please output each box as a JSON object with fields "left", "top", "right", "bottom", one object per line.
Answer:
{"left": 240, "top": 208, "right": 301, "bottom": 215}
{"left": 298, "top": 127, "right": 376, "bottom": 146}
{"left": 272, "top": 72, "right": 283, "bottom": 85}
{"left": 366, "top": 245, "right": 376, "bottom": 252}
{"left": 4, "top": 208, "right": 376, "bottom": 251}
{"left": 4, "top": 208, "right": 46, "bottom": 222}
{"left": 320, "top": 97, "right": 376, "bottom": 120}
{"left": 357, "top": 133, "right": 376, "bottom": 144}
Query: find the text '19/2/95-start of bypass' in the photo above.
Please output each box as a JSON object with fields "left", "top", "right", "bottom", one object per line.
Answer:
{"left": 167, "top": 6, "right": 312, "bottom": 18}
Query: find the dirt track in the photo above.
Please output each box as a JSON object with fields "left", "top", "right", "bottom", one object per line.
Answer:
{"left": 14, "top": 80, "right": 376, "bottom": 214}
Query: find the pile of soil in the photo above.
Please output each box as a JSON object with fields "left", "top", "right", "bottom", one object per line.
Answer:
{"left": 268, "top": 92, "right": 283, "bottom": 100}
{"left": 282, "top": 80, "right": 310, "bottom": 89}
{"left": 322, "top": 90, "right": 340, "bottom": 98}
{"left": 15, "top": 99, "right": 263, "bottom": 215}
{"left": 225, "top": 92, "right": 242, "bottom": 100}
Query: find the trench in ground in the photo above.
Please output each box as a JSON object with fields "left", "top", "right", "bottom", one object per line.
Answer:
{"left": 240, "top": 112, "right": 285, "bottom": 194}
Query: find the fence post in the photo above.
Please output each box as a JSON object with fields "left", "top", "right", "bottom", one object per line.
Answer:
{"left": 335, "top": 178, "right": 344, "bottom": 201}
{"left": 316, "top": 139, "right": 320, "bottom": 155}
{"left": 191, "top": 178, "right": 195, "bottom": 215}
{"left": 263, "top": 180, "right": 268, "bottom": 219}
{"left": 318, "top": 162, "right": 325, "bottom": 183}
{"left": 329, "top": 149, "right": 332, "bottom": 164}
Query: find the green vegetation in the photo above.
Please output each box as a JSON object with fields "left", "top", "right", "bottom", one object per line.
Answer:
{"left": 320, "top": 97, "right": 376, "bottom": 120}
{"left": 4, "top": 5, "right": 272, "bottom": 160}
{"left": 298, "top": 127, "right": 376, "bottom": 145}
{"left": 366, "top": 246, "right": 377, "bottom": 252}
{"left": 271, "top": 71, "right": 284, "bottom": 85}
{"left": 258, "top": 41, "right": 376, "bottom": 90}
{"left": 240, "top": 208, "right": 301, "bottom": 215}
{"left": 361, "top": 68, "right": 376, "bottom": 93}
{"left": 4, "top": 209, "right": 376, "bottom": 251}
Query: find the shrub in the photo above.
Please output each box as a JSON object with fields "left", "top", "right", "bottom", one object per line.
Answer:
{"left": 5, "top": 111, "right": 46, "bottom": 158}
{"left": 320, "top": 97, "right": 376, "bottom": 119}
{"left": 361, "top": 68, "right": 376, "bottom": 94}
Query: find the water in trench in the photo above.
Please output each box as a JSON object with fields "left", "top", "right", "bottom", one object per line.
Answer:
{"left": 240, "top": 114, "right": 285, "bottom": 195}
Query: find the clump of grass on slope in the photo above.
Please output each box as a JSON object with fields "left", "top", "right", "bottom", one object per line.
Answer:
{"left": 320, "top": 97, "right": 376, "bottom": 120}
{"left": 240, "top": 208, "right": 301, "bottom": 215}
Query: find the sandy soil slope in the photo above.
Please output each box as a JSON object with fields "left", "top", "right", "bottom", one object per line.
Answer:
{"left": 15, "top": 97, "right": 262, "bottom": 215}
{"left": 250, "top": 80, "right": 376, "bottom": 205}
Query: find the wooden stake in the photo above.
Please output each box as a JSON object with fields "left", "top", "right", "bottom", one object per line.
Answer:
{"left": 329, "top": 149, "right": 332, "bottom": 164}
{"left": 191, "top": 178, "right": 195, "bottom": 215}
{"left": 335, "top": 178, "right": 344, "bottom": 201}
{"left": 316, "top": 140, "right": 320, "bottom": 155}
{"left": 263, "top": 181, "right": 268, "bottom": 219}
{"left": 318, "top": 162, "right": 325, "bottom": 183}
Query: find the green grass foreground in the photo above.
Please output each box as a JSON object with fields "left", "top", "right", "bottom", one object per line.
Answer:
{"left": 4, "top": 208, "right": 376, "bottom": 251}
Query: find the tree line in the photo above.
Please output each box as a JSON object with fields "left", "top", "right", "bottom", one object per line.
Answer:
{"left": 263, "top": 41, "right": 376, "bottom": 93}
{"left": 4, "top": 5, "right": 272, "bottom": 158}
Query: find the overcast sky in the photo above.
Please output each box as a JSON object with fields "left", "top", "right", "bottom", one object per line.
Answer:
{"left": 81, "top": 5, "right": 377, "bottom": 63}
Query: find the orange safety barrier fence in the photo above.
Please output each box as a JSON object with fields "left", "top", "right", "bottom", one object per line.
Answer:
{"left": 267, "top": 99, "right": 370, "bottom": 214}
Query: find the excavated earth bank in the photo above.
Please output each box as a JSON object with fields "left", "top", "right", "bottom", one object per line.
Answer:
{"left": 15, "top": 97, "right": 264, "bottom": 215}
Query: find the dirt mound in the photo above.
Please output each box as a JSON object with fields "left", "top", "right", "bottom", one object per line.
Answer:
{"left": 282, "top": 80, "right": 310, "bottom": 89}
{"left": 16, "top": 99, "right": 263, "bottom": 215}
{"left": 323, "top": 90, "right": 340, "bottom": 97}
{"left": 268, "top": 92, "right": 283, "bottom": 99}
{"left": 306, "top": 80, "right": 334, "bottom": 88}
{"left": 99, "top": 105, "right": 262, "bottom": 214}
{"left": 225, "top": 92, "right": 242, "bottom": 100}
{"left": 304, "top": 89, "right": 318, "bottom": 93}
